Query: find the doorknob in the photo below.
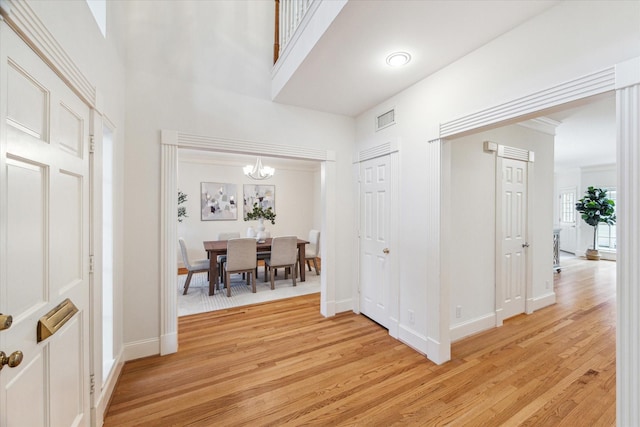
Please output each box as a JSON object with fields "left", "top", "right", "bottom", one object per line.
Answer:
{"left": 0, "top": 314, "right": 12, "bottom": 331}
{"left": 0, "top": 351, "right": 23, "bottom": 371}
{"left": 522, "top": 243, "right": 530, "bottom": 248}
{"left": 383, "top": 248, "right": 390, "bottom": 254}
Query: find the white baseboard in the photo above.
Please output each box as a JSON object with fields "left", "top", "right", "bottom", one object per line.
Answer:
{"left": 334, "top": 297, "right": 352, "bottom": 314}
{"left": 399, "top": 324, "right": 428, "bottom": 355}
{"left": 450, "top": 313, "right": 497, "bottom": 342}
{"left": 123, "top": 338, "right": 160, "bottom": 362}
{"left": 388, "top": 316, "right": 399, "bottom": 339}
{"left": 161, "top": 331, "right": 178, "bottom": 355}
{"left": 93, "top": 352, "right": 125, "bottom": 427}
{"left": 529, "top": 291, "right": 556, "bottom": 312}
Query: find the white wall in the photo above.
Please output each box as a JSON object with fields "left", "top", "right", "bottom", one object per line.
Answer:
{"left": 120, "top": 1, "right": 356, "bottom": 347}
{"left": 354, "top": 0, "right": 639, "bottom": 360}
{"left": 177, "top": 155, "right": 320, "bottom": 266}
{"left": 448, "top": 124, "right": 555, "bottom": 340}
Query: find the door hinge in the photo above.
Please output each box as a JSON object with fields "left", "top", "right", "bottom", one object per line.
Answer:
{"left": 89, "top": 135, "right": 95, "bottom": 154}
{"left": 90, "top": 373, "right": 95, "bottom": 395}
{"left": 89, "top": 255, "right": 94, "bottom": 274}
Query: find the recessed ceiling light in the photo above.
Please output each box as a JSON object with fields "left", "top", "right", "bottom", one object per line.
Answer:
{"left": 386, "top": 51, "right": 411, "bottom": 67}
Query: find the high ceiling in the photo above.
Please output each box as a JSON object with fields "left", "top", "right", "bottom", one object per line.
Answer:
{"left": 273, "top": 0, "right": 560, "bottom": 117}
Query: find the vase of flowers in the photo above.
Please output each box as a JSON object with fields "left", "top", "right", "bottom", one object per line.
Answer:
{"left": 244, "top": 203, "right": 276, "bottom": 242}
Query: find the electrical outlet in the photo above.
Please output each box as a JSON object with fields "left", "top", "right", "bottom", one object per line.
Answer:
{"left": 408, "top": 309, "right": 415, "bottom": 324}
{"left": 456, "top": 305, "right": 462, "bottom": 318}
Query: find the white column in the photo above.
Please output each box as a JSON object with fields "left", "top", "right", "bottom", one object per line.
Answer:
{"left": 320, "top": 159, "right": 336, "bottom": 317}
{"left": 425, "top": 138, "right": 451, "bottom": 364}
{"left": 160, "top": 131, "right": 178, "bottom": 355}
{"left": 616, "top": 57, "right": 640, "bottom": 427}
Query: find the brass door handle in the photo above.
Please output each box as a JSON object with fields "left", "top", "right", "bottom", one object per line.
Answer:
{"left": 0, "top": 314, "right": 13, "bottom": 331}
{"left": 0, "top": 351, "right": 23, "bottom": 371}
{"left": 383, "top": 248, "right": 390, "bottom": 254}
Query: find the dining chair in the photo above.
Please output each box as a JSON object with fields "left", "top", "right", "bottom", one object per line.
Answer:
{"left": 264, "top": 236, "right": 298, "bottom": 290}
{"left": 305, "top": 229, "right": 320, "bottom": 275}
{"left": 178, "top": 238, "right": 210, "bottom": 295}
{"left": 216, "top": 232, "right": 241, "bottom": 285}
{"left": 223, "top": 238, "right": 257, "bottom": 297}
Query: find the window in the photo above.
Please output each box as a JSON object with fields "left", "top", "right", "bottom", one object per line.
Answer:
{"left": 86, "top": 0, "right": 106, "bottom": 37}
{"left": 597, "top": 188, "right": 617, "bottom": 250}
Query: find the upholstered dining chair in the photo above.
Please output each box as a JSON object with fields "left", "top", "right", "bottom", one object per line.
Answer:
{"left": 178, "top": 238, "right": 209, "bottom": 295}
{"left": 216, "top": 232, "right": 241, "bottom": 286}
{"left": 305, "top": 229, "right": 320, "bottom": 275}
{"left": 223, "top": 238, "right": 257, "bottom": 297}
{"left": 263, "top": 236, "right": 298, "bottom": 290}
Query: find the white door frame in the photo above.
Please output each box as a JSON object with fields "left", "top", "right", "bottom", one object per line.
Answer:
{"left": 159, "top": 131, "right": 336, "bottom": 354}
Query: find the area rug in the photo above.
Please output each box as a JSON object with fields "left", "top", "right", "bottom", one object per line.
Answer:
{"left": 177, "top": 270, "right": 321, "bottom": 316}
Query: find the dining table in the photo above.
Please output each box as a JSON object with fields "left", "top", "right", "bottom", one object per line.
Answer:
{"left": 203, "top": 237, "right": 309, "bottom": 295}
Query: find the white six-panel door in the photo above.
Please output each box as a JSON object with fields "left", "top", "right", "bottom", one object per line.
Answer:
{"left": 359, "top": 156, "right": 391, "bottom": 328}
{"left": 0, "top": 23, "right": 90, "bottom": 426}
{"left": 496, "top": 157, "right": 528, "bottom": 324}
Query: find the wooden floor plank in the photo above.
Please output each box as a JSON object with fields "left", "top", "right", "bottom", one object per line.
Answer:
{"left": 104, "top": 257, "right": 616, "bottom": 426}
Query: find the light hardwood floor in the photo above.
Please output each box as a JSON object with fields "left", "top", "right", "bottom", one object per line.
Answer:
{"left": 104, "top": 256, "right": 616, "bottom": 426}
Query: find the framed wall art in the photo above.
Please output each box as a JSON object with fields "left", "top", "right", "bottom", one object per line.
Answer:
{"left": 201, "top": 182, "right": 237, "bottom": 221}
{"left": 243, "top": 184, "right": 275, "bottom": 218}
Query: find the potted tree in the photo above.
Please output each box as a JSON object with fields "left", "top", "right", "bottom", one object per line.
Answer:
{"left": 575, "top": 186, "right": 616, "bottom": 260}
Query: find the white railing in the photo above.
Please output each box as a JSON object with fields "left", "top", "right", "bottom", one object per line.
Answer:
{"left": 275, "top": 0, "right": 313, "bottom": 63}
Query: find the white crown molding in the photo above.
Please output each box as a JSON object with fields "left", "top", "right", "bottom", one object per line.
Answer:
{"left": 163, "top": 131, "right": 332, "bottom": 162}
{"left": 440, "top": 67, "right": 616, "bottom": 138}
{"left": 580, "top": 163, "right": 616, "bottom": 173}
{"left": 0, "top": 0, "right": 96, "bottom": 107}
{"left": 516, "top": 116, "right": 561, "bottom": 135}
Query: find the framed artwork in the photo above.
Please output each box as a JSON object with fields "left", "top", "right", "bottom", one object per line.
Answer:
{"left": 200, "top": 182, "right": 237, "bottom": 221}
{"left": 243, "top": 184, "right": 275, "bottom": 218}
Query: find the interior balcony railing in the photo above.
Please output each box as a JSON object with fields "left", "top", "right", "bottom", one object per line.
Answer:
{"left": 274, "top": 0, "right": 314, "bottom": 63}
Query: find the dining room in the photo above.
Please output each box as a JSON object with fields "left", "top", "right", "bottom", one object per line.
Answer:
{"left": 176, "top": 150, "right": 322, "bottom": 315}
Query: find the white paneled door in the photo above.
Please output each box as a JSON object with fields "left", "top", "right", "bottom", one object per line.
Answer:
{"left": 0, "top": 24, "right": 91, "bottom": 426}
{"left": 359, "top": 156, "right": 391, "bottom": 328}
{"left": 497, "top": 158, "right": 528, "bottom": 323}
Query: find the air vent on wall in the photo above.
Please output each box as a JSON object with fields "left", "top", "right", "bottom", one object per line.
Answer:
{"left": 376, "top": 108, "right": 395, "bottom": 131}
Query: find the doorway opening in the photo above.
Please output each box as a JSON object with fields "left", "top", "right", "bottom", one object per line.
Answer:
{"left": 176, "top": 150, "right": 322, "bottom": 316}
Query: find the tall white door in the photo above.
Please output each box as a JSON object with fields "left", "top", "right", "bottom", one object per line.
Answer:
{"left": 359, "top": 156, "right": 391, "bottom": 328}
{"left": 0, "top": 24, "right": 91, "bottom": 426}
{"left": 497, "top": 158, "right": 528, "bottom": 323}
{"left": 558, "top": 187, "right": 578, "bottom": 253}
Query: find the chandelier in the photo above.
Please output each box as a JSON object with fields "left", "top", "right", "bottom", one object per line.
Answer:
{"left": 243, "top": 156, "right": 274, "bottom": 180}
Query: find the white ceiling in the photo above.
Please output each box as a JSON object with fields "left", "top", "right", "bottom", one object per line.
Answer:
{"left": 546, "top": 94, "right": 616, "bottom": 171}
{"left": 273, "top": 0, "right": 560, "bottom": 117}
